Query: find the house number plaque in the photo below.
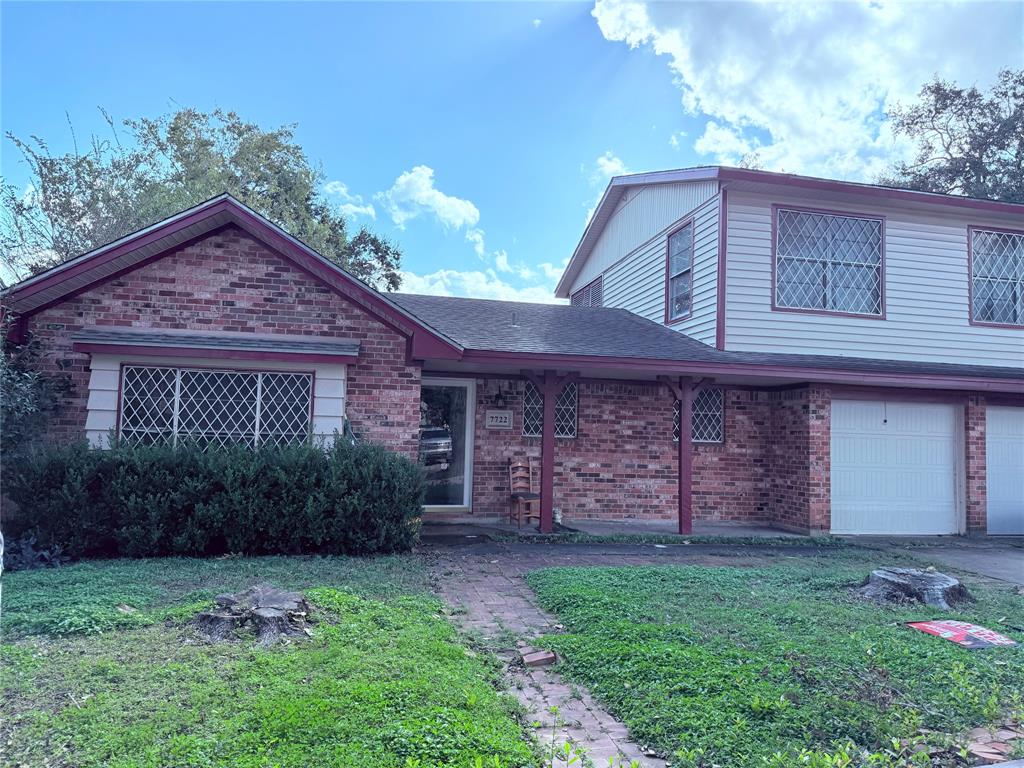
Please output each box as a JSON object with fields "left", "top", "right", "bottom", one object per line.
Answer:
{"left": 485, "top": 409, "right": 513, "bottom": 430}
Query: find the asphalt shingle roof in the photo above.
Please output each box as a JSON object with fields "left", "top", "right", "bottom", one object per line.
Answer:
{"left": 388, "top": 293, "right": 1024, "bottom": 381}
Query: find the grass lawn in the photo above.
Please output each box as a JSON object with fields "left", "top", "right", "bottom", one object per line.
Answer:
{"left": 2, "top": 556, "right": 535, "bottom": 768}
{"left": 527, "top": 553, "right": 1024, "bottom": 767}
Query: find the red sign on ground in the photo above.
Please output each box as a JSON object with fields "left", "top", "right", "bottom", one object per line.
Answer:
{"left": 907, "top": 620, "right": 1018, "bottom": 650}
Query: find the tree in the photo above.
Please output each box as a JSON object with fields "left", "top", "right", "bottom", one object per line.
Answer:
{"left": 880, "top": 69, "right": 1024, "bottom": 203}
{"left": 0, "top": 108, "right": 403, "bottom": 289}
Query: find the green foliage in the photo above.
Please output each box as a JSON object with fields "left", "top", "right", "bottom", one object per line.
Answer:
{"left": 1, "top": 108, "right": 403, "bottom": 289}
{"left": 880, "top": 69, "right": 1024, "bottom": 203}
{"left": 526, "top": 561, "right": 1024, "bottom": 767}
{"left": 0, "top": 333, "right": 69, "bottom": 481}
{"left": 1, "top": 559, "right": 534, "bottom": 767}
{"left": 7, "top": 440, "right": 425, "bottom": 560}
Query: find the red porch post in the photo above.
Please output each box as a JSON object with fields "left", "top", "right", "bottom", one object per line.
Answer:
{"left": 539, "top": 369, "right": 558, "bottom": 533}
{"left": 677, "top": 376, "right": 693, "bottom": 535}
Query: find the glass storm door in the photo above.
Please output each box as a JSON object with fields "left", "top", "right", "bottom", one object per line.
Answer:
{"left": 419, "top": 379, "right": 475, "bottom": 508}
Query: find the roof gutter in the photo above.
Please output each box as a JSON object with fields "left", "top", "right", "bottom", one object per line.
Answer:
{"left": 459, "top": 349, "right": 1024, "bottom": 394}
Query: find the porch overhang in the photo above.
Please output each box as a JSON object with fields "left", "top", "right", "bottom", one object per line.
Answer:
{"left": 72, "top": 329, "right": 362, "bottom": 365}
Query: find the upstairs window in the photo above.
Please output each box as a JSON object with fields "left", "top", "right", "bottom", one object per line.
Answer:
{"left": 571, "top": 277, "right": 604, "bottom": 307}
{"left": 119, "top": 365, "right": 312, "bottom": 448}
{"left": 673, "top": 388, "right": 725, "bottom": 443}
{"left": 775, "top": 208, "right": 883, "bottom": 316}
{"left": 972, "top": 228, "right": 1024, "bottom": 326}
{"left": 523, "top": 381, "right": 578, "bottom": 438}
{"left": 666, "top": 222, "right": 693, "bottom": 322}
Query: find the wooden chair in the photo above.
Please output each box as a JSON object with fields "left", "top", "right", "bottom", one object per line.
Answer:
{"left": 508, "top": 457, "right": 541, "bottom": 528}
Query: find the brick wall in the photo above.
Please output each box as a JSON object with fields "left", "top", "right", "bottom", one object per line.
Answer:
{"left": 461, "top": 378, "right": 772, "bottom": 524}
{"left": 764, "top": 386, "right": 832, "bottom": 534}
{"left": 964, "top": 394, "right": 987, "bottom": 533}
{"left": 22, "top": 225, "right": 422, "bottom": 455}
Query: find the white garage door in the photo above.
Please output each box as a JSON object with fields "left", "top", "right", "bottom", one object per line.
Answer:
{"left": 987, "top": 406, "right": 1024, "bottom": 535}
{"left": 831, "top": 400, "right": 960, "bottom": 535}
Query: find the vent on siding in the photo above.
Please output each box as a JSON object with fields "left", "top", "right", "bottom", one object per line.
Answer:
{"left": 571, "top": 276, "right": 603, "bottom": 307}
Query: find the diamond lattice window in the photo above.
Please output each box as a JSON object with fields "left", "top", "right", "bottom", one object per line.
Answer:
{"left": 522, "top": 382, "right": 577, "bottom": 438}
{"left": 119, "top": 366, "right": 312, "bottom": 448}
{"left": 673, "top": 388, "right": 724, "bottom": 443}
{"left": 776, "top": 209, "right": 882, "bottom": 315}
{"left": 972, "top": 228, "right": 1024, "bottom": 325}
{"left": 667, "top": 223, "right": 693, "bottom": 321}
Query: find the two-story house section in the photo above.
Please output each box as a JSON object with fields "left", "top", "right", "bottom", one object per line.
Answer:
{"left": 557, "top": 167, "right": 1023, "bottom": 536}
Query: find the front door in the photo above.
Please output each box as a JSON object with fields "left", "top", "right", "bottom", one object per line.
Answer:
{"left": 419, "top": 378, "right": 475, "bottom": 509}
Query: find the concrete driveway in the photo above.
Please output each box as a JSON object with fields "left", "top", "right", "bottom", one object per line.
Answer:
{"left": 859, "top": 537, "right": 1024, "bottom": 585}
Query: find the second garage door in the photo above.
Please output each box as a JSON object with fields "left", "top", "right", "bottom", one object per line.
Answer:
{"left": 987, "top": 406, "right": 1024, "bottom": 535}
{"left": 831, "top": 400, "right": 960, "bottom": 535}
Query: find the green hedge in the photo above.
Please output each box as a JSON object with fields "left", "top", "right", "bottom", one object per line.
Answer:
{"left": 6, "top": 441, "right": 425, "bottom": 558}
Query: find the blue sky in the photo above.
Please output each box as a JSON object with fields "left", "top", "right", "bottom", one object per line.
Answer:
{"left": 2, "top": 1, "right": 1019, "bottom": 301}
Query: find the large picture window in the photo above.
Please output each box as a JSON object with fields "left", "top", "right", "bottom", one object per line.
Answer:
{"left": 971, "top": 228, "right": 1024, "bottom": 326}
{"left": 523, "top": 381, "right": 578, "bottom": 438}
{"left": 775, "top": 208, "right": 883, "bottom": 316}
{"left": 665, "top": 222, "right": 693, "bottom": 321}
{"left": 673, "top": 388, "right": 725, "bottom": 443}
{"left": 119, "top": 365, "right": 312, "bottom": 448}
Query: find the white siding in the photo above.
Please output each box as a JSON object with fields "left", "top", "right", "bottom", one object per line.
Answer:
{"left": 603, "top": 195, "right": 720, "bottom": 346}
{"left": 571, "top": 180, "right": 718, "bottom": 291}
{"left": 724, "top": 192, "right": 1024, "bottom": 367}
{"left": 84, "top": 353, "right": 346, "bottom": 448}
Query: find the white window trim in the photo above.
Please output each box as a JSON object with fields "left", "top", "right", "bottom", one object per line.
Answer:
{"left": 84, "top": 354, "right": 345, "bottom": 448}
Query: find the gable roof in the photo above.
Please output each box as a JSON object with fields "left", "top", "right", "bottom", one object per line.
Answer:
{"left": 1, "top": 195, "right": 463, "bottom": 359}
{"left": 389, "top": 294, "right": 1024, "bottom": 390}
{"left": 556, "top": 166, "right": 1024, "bottom": 297}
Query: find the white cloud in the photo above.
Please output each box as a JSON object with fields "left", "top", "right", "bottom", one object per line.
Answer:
{"left": 592, "top": 0, "right": 1021, "bottom": 179}
{"left": 377, "top": 165, "right": 480, "bottom": 230}
{"left": 465, "top": 227, "right": 487, "bottom": 258}
{"left": 399, "top": 268, "right": 563, "bottom": 304}
{"left": 532, "top": 18, "right": 542, "bottom": 28}
{"left": 585, "top": 151, "right": 630, "bottom": 222}
{"left": 668, "top": 130, "right": 687, "bottom": 150}
{"left": 324, "top": 181, "right": 376, "bottom": 220}
{"left": 591, "top": 150, "right": 628, "bottom": 184}
{"left": 538, "top": 259, "right": 569, "bottom": 282}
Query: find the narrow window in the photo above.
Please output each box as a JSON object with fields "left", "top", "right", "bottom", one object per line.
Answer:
{"left": 775, "top": 208, "right": 883, "bottom": 315}
{"left": 972, "top": 228, "right": 1024, "bottom": 326}
{"left": 119, "top": 365, "right": 312, "bottom": 448}
{"left": 571, "top": 276, "right": 603, "bottom": 307}
{"left": 666, "top": 223, "right": 693, "bottom": 321}
{"left": 523, "top": 381, "right": 578, "bottom": 438}
{"left": 673, "top": 388, "right": 724, "bottom": 443}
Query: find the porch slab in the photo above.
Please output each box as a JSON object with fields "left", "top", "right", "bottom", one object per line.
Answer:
{"left": 420, "top": 517, "right": 804, "bottom": 541}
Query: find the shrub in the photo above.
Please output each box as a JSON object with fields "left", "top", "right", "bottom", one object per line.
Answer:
{"left": 6, "top": 440, "right": 424, "bottom": 559}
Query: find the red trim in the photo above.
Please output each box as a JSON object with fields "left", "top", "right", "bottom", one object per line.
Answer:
{"left": 770, "top": 204, "right": 887, "bottom": 320}
{"left": 664, "top": 218, "right": 696, "bottom": 325}
{"left": 715, "top": 190, "right": 728, "bottom": 350}
{"left": 719, "top": 167, "right": 1024, "bottom": 216}
{"left": 967, "top": 225, "right": 1024, "bottom": 330}
{"left": 2, "top": 196, "right": 463, "bottom": 358}
{"left": 539, "top": 370, "right": 558, "bottom": 534}
{"left": 459, "top": 349, "right": 1024, "bottom": 393}
{"left": 677, "top": 376, "right": 693, "bottom": 535}
{"left": 74, "top": 342, "right": 358, "bottom": 365}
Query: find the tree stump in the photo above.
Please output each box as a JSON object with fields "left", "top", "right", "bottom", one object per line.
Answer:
{"left": 858, "top": 567, "right": 971, "bottom": 610}
{"left": 194, "top": 582, "right": 311, "bottom": 645}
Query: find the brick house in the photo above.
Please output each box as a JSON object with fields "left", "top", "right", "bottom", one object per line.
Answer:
{"left": 2, "top": 168, "right": 1022, "bottom": 536}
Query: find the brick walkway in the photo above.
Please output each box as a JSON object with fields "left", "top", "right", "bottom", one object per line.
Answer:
{"left": 426, "top": 541, "right": 778, "bottom": 767}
